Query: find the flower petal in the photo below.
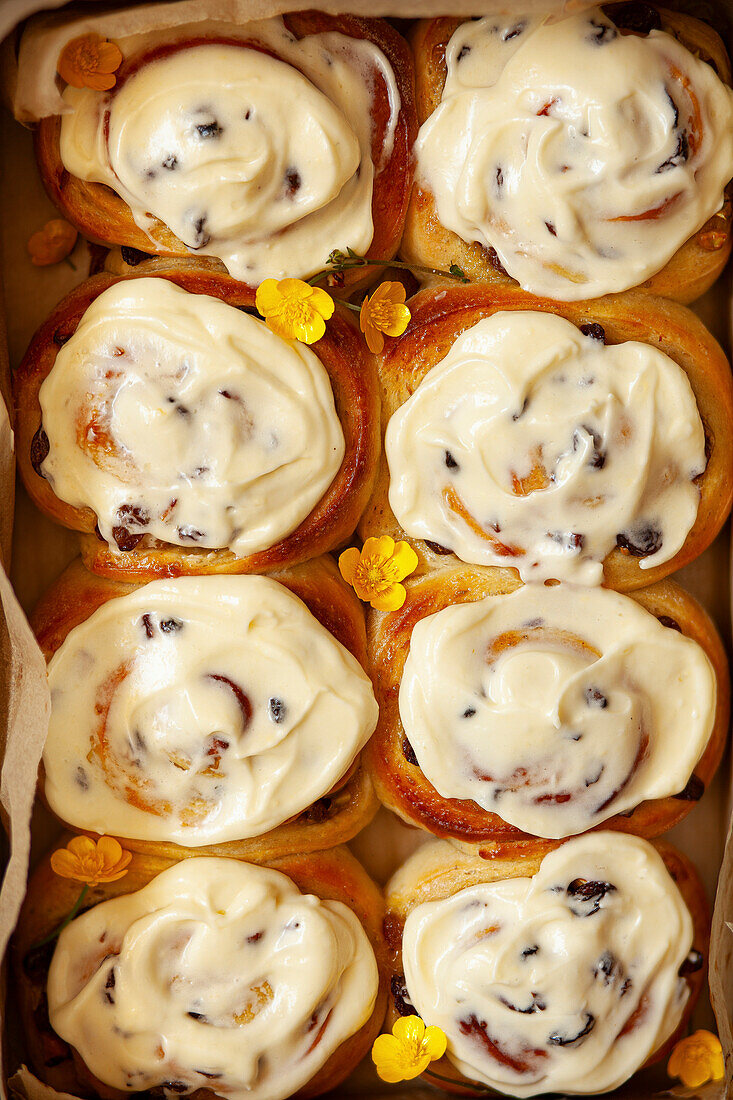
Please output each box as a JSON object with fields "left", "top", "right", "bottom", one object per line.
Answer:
{"left": 379, "top": 303, "right": 411, "bottom": 338}
{"left": 97, "top": 835, "right": 124, "bottom": 866}
{"left": 423, "top": 1025, "right": 448, "bottom": 1060}
{"left": 390, "top": 541, "right": 419, "bottom": 582}
{"left": 362, "top": 535, "right": 395, "bottom": 562}
{"left": 294, "top": 312, "right": 327, "bottom": 345}
{"left": 362, "top": 322, "right": 385, "bottom": 355}
{"left": 278, "top": 278, "right": 312, "bottom": 301}
{"left": 338, "top": 547, "right": 362, "bottom": 587}
{"left": 309, "top": 285, "right": 335, "bottom": 320}
{"left": 370, "top": 583, "right": 407, "bottom": 612}
{"left": 393, "top": 1015, "right": 425, "bottom": 1045}
{"left": 67, "top": 835, "right": 97, "bottom": 858}
{"left": 255, "top": 279, "right": 284, "bottom": 318}
{"left": 50, "top": 850, "right": 82, "bottom": 879}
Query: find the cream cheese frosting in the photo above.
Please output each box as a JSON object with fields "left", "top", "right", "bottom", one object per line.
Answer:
{"left": 386, "top": 311, "right": 706, "bottom": 584}
{"left": 48, "top": 857, "right": 379, "bottom": 1100}
{"left": 415, "top": 8, "right": 733, "bottom": 299}
{"left": 38, "top": 278, "right": 345, "bottom": 557}
{"left": 43, "top": 575, "right": 379, "bottom": 844}
{"left": 399, "top": 583, "right": 715, "bottom": 838}
{"left": 58, "top": 18, "right": 400, "bottom": 282}
{"left": 402, "top": 832, "right": 694, "bottom": 1096}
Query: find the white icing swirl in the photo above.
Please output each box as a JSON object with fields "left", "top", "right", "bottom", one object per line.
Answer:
{"left": 48, "top": 857, "right": 379, "bottom": 1100}
{"left": 59, "top": 19, "right": 400, "bottom": 282}
{"left": 43, "top": 575, "right": 378, "bottom": 845}
{"left": 415, "top": 9, "right": 733, "bottom": 299}
{"left": 402, "top": 832, "right": 694, "bottom": 1097}
{"left": 399, "top": 584, "right": 715, "bottom": 838}
{"left": 38, "top": 278, "right": 345, "bottom": 557}
{"left": 386, "top": 311, "right": 706, "bottom": 584}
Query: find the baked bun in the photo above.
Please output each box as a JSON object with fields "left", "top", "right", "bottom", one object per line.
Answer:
{"left": 15, "top": 268, "right": 379, "bottom": 581}
{"left": 32, "top": 555, "right": 379, "bottom": 862}
{"left": 383, "top": 833, "right": 708, "bottom": 1096}
{"left": 34, "top": 13, "right": 416, "bottom": 288}
{"left": 360, "top": 283, "right": 733, "bottom": 591}
{"left": 14, "top": 844, "right": 388, "bottom": 1100}
{"left": 403, "top": 5, "right": 733, "bottom": 303}
{"left": 367, "top": 565, "right": 728, "bottom": 857}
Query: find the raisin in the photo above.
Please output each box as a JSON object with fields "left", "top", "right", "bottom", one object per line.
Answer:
{"left": 549, "top": 1013, "right": 595, "bottom": 1045}
{"left": 247, "top": 931, "right": 264, "bottom": 944}
{"left": 657, "top": 131, "right": 689, "bottom": 173}
{"left": 161, "top": 155, "right": 178, "bottom": 171}
{"left": 503, "top": 22, "right": 525, "bottom": 40}
{"left": 594, "top": 951, "right": 617, "bottom": 983}
{"left": 548, "top": 531, "right": 584, "bottom": 551}
{"left": 463, "top": 706, "right": 477, "bottom": 718}
{"left": 587, "top": 18, "right": 617, "bottom": 43}
{"left": 188, "top": 1011, "right": 207, "bottom": 1021}
{"left": 679, "top": 949, "right": 704, "bottom": 976}
{"left": 178, "top": 525, "right": 204, "bottom": 542}
{"left": 457, "top": 44, "right": 471, "bottom": 61}
{"left": 112, "top": 526, "right": 143, "bottom": 552}
{"left": 499, "top": 992, "right": 546, "bottom": 1014}
{"left": 301, "top": 797, "right": 333, "bottom": 823}
{"left": 30, "top": 425, "right": 50, "bottom": 476}
{"left": 391, "top": 975, "right": 415, "bottom": 1017}
{"left": 75, "top": 766, "right": 89, "bottom": 790}
{"left": 269, "top": 698, "right": 287, "bottom": 723}
{"left": 616, "top": 526, "right": 662, "bottom": 557}
{"left": 284, "top": 168, "right": 301, "bottom": 197}
{"left": 141, "top": 614, "right": 155, "bottom": 639}
{"left": 118, "top": 504, "right": 149, "bottom": 527}
{"left": 445, "top": 450, "right": 460, "bottom": 470}
{"left": 579, "top": 322, "right": 606, "bottom": 342}
{"left": 402, "top": 737, "right": 419, "bottom": 765}
{"left": 120, "top": 246, "right": 152, "bottom": 266}
{"left": 191, "top": 216, "right": 211, "bottom": 249}
{"left": 160, "top": 618, "right": 183, "bottom": 633}
{"left": 545, "top": 220, "right": 557, "bottom": 236}
{"left": 657, "top": 614, "right": 681, "bottom": 632}
{"left": 208, "top": 675, "right": 252, "bottom": 725}
{"left": 482, "top": 245, "right": 509, "bottom": 276}
{"left": 196, "top": 121, "right": 223, "bottom": 139}
{"left": 566, "top": 879, "right": 616, "bottom": 916}
{"left": 674, "top": 774, "right": 704, "bottom": 801}
{"left": 585, "top": 687, "right": 607, "bottom": 708}
{"left": 425, "top": 540, "right": 452, "bottom": 555}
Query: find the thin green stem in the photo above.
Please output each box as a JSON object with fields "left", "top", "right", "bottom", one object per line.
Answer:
{"left": 306, "top": 252, "right": 469, "bottom": 287}
{"left": 30, "top": 884, "right": 89, "bottom": 949}
{"left": 422, "top": 1067, "right": 490, "bottom": 1093}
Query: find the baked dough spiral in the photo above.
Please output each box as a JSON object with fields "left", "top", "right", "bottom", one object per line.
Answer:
{"left": 37, "top": 277, "right": 344, "bottom": 558}
{"left": 42, "top": 573, "right": 378, "bottom": 846}
{"left": 401, "top": 833, "right": 695, "bottom": 1096}
{"left": 47, "top": 857, "right": 379, "bottom": 1100}
{"left": 386, "top": 310, "right": 706, "bottom": 584}
{"left": 399, "top": 582, "right": 715, "bottom": 839}
{"left": 51, "top": 15, "right": 408, "bottom": 283}
{"left": 414, "top": 7, "right": 733, "bottom": 299}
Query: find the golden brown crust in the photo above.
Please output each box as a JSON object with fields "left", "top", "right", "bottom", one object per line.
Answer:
{"left": 358, "top": 282, "right": 733, "bottom": 591}
{"left": 401, "top": 7, "right": 733, "bottom": 305}
{"left": 14, "top": 266, "right": 380, "bottom": 581}
{"left": 366, "top": 563, "right": 729, "bottom": 858}
{"left": 32, "top": 555, "right": 378, "bottom": 861}
{"left": 381, "top": 837, "right": 709, "bottom": 1092}
{"left": 13, "top": 842, "right": 389, "bottom": 1100}
{"left": 34, "top": 13, "right": 417, "bottom": 290}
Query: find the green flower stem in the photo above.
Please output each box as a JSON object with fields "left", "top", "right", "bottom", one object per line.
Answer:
{"left": 30, "top": 883, "right": 89, "bottom": 949}
{"left": 422, "top": 1067, "right": 490, "bottom": 1093}
{"left": 306, "top": 255, "right": 469, "bottom": 287}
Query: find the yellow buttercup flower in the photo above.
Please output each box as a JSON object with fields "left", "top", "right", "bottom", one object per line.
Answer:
{"left": 50, "top": 836, "right": 132, "bottom": 886}
{"left": 27, "top": 219, "right": 78, "bottom": 266}
{"left": 255, "top": 278, "right": 335, "bottom": 344}
{"left": 668, "top": 1030, "right": 725, "bottom": 1089}
{"left": 359, "top": 281, "right": 411, "bottom": 354}
{"left": 372, "top": 1015, "right": 447, "bottom": 1084}
{"left": 57, "top": 32, "right": 123, "bottom": 91}
{"left": 339, "top": 535, "right": 418, "bottom": 612}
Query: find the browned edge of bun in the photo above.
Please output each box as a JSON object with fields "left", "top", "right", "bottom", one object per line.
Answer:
{"left": 31, "top": 554, "right": 378, "bottom": 862}
{"left": 13, "top": 842, "right": 389, "bottom": 1100}
{"left": 379, "top": 835, "right": 709, "bottom": 1094}
{"left": 400, "top": 6, "right": 733, "bottom": 305}
{"left": 366, "top": 564, "right": 729, "bottom": 857}
{"left": 33, "top": 13, "right": 417, "bottom": 290}
{"left": 14, "top": 266, "right": 381, "bottom": 580}
{"left": 358, "top": 281, "right": 733, "bottom": 591}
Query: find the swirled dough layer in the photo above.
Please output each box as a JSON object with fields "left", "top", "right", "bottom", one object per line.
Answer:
{"left": 48, "top": 857, "right": 379, "bottom": 1100}
{"left": 399, "top": 584, "right": 715, "bottom": 838}
{"left": 38, "top": 278, "right": 345, "bottom": 557}
{"left": 386, "top": 311, "right": 706, "bottom": 584}
{"left": 402, "top": 832, "right": 693, "bottom": 1096}
{"left": 43, "top": 575, "right": 378, "bottom": 844}
{"left": 59, "top": 19, "right": 400, "bottom": 282}
{"left": 415, "top": 8, "right": 733, "bottom": 299}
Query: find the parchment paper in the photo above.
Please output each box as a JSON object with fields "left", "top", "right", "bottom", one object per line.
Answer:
{"left": 0, "top": 2, "right": 731, "bottom": 1098}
